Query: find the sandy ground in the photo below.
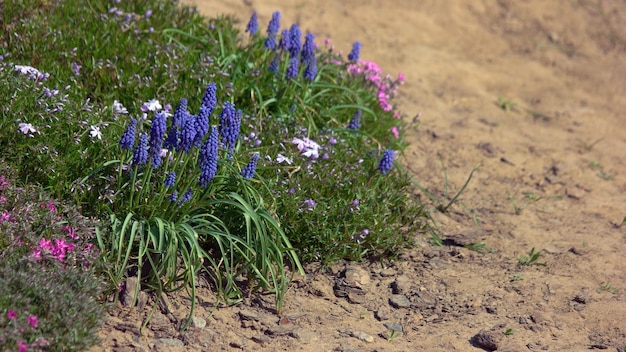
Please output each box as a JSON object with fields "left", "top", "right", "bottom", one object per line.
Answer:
{"left": 92, "top": 1, "right": 626, "bottom": 351}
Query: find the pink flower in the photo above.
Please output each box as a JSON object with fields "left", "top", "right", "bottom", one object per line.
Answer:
{"left": 391, "top": 126, "right": 399, "bottom": 139}
{"left": 63, "top": 225, "right": 78, "bottom": 240}
{"left": 0, "top": 195, "right": 6, "bottom": 204}
{"left": 0, "top": 175, "right": 7, "bottom": 189}
{"left": 27, "top": 314, "right": 38, "bottom": 328}
{"left": 7, "top": 309, "right": 17, "bottom": 320}
{"left": 0, "top": 210, "right": 12, "bottom": 224}
{"left": 17, "top": 340, "right": 27, "bottom": 352}
{"left": 397, "top": 72, "right": 406, "bottom": 83}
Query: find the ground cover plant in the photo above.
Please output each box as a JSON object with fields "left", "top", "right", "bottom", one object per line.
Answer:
{"left": 1, "top": 0, "right": 427, "bottom": 349}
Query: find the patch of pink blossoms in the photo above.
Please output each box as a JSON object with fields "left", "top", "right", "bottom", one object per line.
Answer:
{"left": 347, "top": 61, "right": 405, "bottom": 113}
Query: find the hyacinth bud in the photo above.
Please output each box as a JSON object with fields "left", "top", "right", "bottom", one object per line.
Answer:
{"left": 286, "top": 57, "right": 299, "bottom": 79}
{"left": 301, "top": 32, "right": 315, "bottom": 64}
{"left": 347, "top": 109, "right": 362, "bottom": 130}
{"left": 264, "top": 11, "right": 281, "bottom": 50}
{"left": 149, "top": 111, "right": 167, "bottom": 168}
{"left": 181, "top": 188, "right": 193, "bottom": 204}
{"left": 132, "top": 133, "right": 149, "bottom": 166}
{"left": 377, "top": 149, "right": 395, "bottom": 175}
{"left": 348, "top": 41, "right": 361, "bottom": 62}
{"left": 119, "top": 118, "right": 137, "bottom": 150}
{"left": 179, "top": 114, "right": 197, "bottom": 153}
{"left": 279, "top": 29, "right": 291, "bottom": 52}
{"left": 288, "top": 24, "right": 302, "bottom": 58}
{"left": 198, "top": 127, "right": 218, "bottom": 187}
{"left": 240, "top": 154, "right": 260, "bottom": 179}
{"left": 164, "top": 171, "right": 176, "bottom": 188}
{"left": 304, "top": 59, "right": 317, "bottom": 81}
{"left": 201, "top": 82, "right": 217, "bottom": 114}
{"left": 245, "top": 12, "right": 258, "bottom": 35}
{"left": 194, "top": 105, "right": 210, "bottom": 147}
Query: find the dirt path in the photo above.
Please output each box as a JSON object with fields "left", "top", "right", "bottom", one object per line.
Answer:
{"left": 93, "top": 1, "right": 626, "bottom": 350}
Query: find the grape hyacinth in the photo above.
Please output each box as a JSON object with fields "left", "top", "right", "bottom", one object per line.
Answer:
{"left": 378, "top": 149, "right": 395, "bottom": 175}
{"left": 269, "top": 55, "right": 280, "bottom": 74}
{"left": 164, "top": 171, "right": 176, "bottom": 188}
{"left": 180, "top": 188, "right": 193, "bottom": 205}
{"left": 148, "top": 111, "right": 167, "bottom": 168}
{"left": 347, "top": 109, "right": 362, "bottom": 130}
{"left": 119, "top": 118, "right": 137, "bottom": 150}
{"left": 264, "top": 11, "right": 281, "bottom": 50}
{"left": 219, "top": 102, "right": 241, "bottom": 151}
{"left": 179, "top": 114, "right": 197, "bottom": 153}
{"left": 286, "top": 57, "right": 299, "bottom": 79}
{"left": 304, "top": 59, "right": 317, "bottom": 81}
{"left": 348, "top": 41, "right": 361, "bottom": 62}
{"left": 132, "top": 133, "right": 149, "bottom": 166}
{"left": 301, "top": 33, "right": 315, "bottom": 64}
{"left": 279, "top": 29, "right": 291, "bottom": 52}
{"left": 194, "top": 105, "right": 210, "bottom": 147}
{"left": 199, "top": 127, "right": 219, "bottom": 187}
{"left": 164, "top": 98, "right": 187, "bottom": 149}
{"left": 288, "top": 24, "right": 302, "bottom": 58}
{"left": 245, "top": 12, "right": 258, "bottom": 35}
{"left": 240, "top": 154, "right": 259, "bottom": 179}
{"left": 200, "top": 82, "right": 217, "bottom": 114}
{"left": 169, "top": 190, "right": 178, "bottom": 203}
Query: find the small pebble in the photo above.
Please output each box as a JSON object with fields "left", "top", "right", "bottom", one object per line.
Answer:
{"left": 389, "top": 294, "right": 411, "bottom": 308}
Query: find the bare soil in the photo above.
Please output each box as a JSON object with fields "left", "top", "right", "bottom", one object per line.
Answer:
{"left": 91, "top": 1, "right": 626, "bottom": 351}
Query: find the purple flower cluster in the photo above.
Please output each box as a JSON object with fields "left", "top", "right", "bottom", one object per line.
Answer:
{"left": 245, "top": 12, "right": 258, "bottom": 35}
{"left": 119, "top": 118, "right": 137, "bottom": 150}
{"left": 132, "top": 133, "right": 148, "bottom": 166}
{"left": 378, "top": 149, "right": 395, "bottom": 175}
{"left": 219, "top": 102, "right": 242, "bottom": 152}
{"left": 264, "top": 12, "right": 281, "bottom": 50}
{"left": 288, "top": 24, "right": 302, "bottom": 58}
{"left": 149, "top": 112, "right": 167, "bottom": 168}
{"left": 347, "top": 109, "right": 362, "bottom": 130}
{"left": 199, "top": 127, "right": 219, "bottom": 187}
{"left": 286, "top": 57, "right": 299, "bottom": 79}
{"left": 348, "top": 41, "right": 361, "bottom": 62}
{"left": 240, "top": 154, "right": 259, "bottom": 179}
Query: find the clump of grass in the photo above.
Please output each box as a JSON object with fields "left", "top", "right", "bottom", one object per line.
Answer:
{"left": 0, "top": 0, "right": 428, "bottom": 336}
{"left": 517, "top": 247, "right": 546, "bottom": 266}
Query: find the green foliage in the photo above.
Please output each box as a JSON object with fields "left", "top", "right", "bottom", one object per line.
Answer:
{"left": 517, "top": 247, "right": 546, "bottom": 266}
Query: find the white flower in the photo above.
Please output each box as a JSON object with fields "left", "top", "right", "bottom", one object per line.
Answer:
{"left": 292, "top": 137, "right": 320, "bottom": 159}
{"left": 112, "top": 100, "right": 128, "bottom": 114}
{"left": 276, "top": 153, "right": 293, "bottom": 165}
{"left": 89, "top": 126, "right": 102, "bottom": 140}
{"left": 14, "top": 65, "right": 42, "bottom": 80}
{"left": 141, "top": 99, "right": 162, "bottom": 112}
{"left": 18, "top": 123, "right": 37, "bottom": 136}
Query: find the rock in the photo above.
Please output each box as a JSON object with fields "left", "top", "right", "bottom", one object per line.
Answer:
{"left": 238, "top": 309, "right": 259, "bottom": 321}
{"left": 181, "top": 327, "right": 214, "bottom": 346}
{"left": 383, "top": 322, "right": 403, "bottom": 332}
{"left": 154, "top": 338, "right": 184, "bottom": 347}
{"left": 351, "top": 330, "right": 374, "bottom": 343}
{"left": 375, "top": 307, "right": 391, "bottom": 321}
{"left": 391, "top": 276, "right": 411, "bottom": 294}
{"left": 121, "top": 277, "right": 140, "bottom": 307}
{"left": 414, "top": 290, "right": 437, "bottom": 309}
{"left": 472, "top": 330, "right": 502, "bottom": 351}
{"left": 290, "top": 329, "right": 319, "bottom": 341}
{"left": 191, "top": 316, "right": 206, "bottom": 329}
{"left": 379, "top": 268, "right": 397, "bottom": 277}
{"left": 573, "top": 291, "right": 590, "bottom": 304}
{"left": 389, "top": 294, "right": 411, "bottom": 309}
{"left": 344, "top": 267, "right": 370, "bottom": 287}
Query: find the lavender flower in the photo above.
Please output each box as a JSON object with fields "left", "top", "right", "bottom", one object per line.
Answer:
{"left": 302, "top": 198, "right": 316, "bottom": 210}
{"left": 198, "top": 127, "right": 218, "bottom": 187}
{"left": 347, "top": 109, "right": 361, "bottom": 130}
{"left": 264, "top": 11, "right": 281, "bottom": 50}
{"left": 288, "top": 24, "right": 302, "bottom": 58}
{"left": 71, "top": 62, "right": 81, "bottom": 75}
{"left": 164, "top": 171, "right": 176, "bottom": 188}
{"left": 304, "top": 59, "right": 317, "bottom": 81}
{"left": 132, "top": 133, "right": 148, "bottom": 166}
{"left": 378, "top": 149, "right": 395, "bottom": 175}
{"left": 245, "top": 12, "right": 258, "bottom": 35}
{"left": 179, "top": 114, "right": 197, "bottom": 153}
{"left": 194, "top": 105, "right": 210, "bottom": 147}
{"left": 219, "top": 102, "right": 241, "bottom": 151}
{"left": 286, "top": 57, "right": 299, "bottom": 79}
{"left": 301, "top": 32, "right": 315, "bottom": 64}
{"left": 119, "top": 118, "right": 137, "bottom": 150}
{"left": 279, "top": 29, "right": 291, "bottom": 52}
{"left": 149, "top": 111, "right": 167, "bottom": 168}
{"left": 240, "top": 154, "right": 259, "bottom": 179}
{"left": 347, "top": 41, "right": 361, "bottom": 62}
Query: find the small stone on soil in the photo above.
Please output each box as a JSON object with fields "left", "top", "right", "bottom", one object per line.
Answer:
{"left": 154, "top": 338, "right": 184, "bottom": 347}
{"left": 472, "top": 330, "right": 502, "bottom": 351}
{"left": 191, "top": 316, "right": 206, "bottom": 329}
{"left": 389, "top": 294, "right": 411, "bottom": 308}
{"left": 351, "top": 330, "right": 374, "bottom": 343}
{"left": 383, "top": 322, "right": 403, "bottom": 332}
